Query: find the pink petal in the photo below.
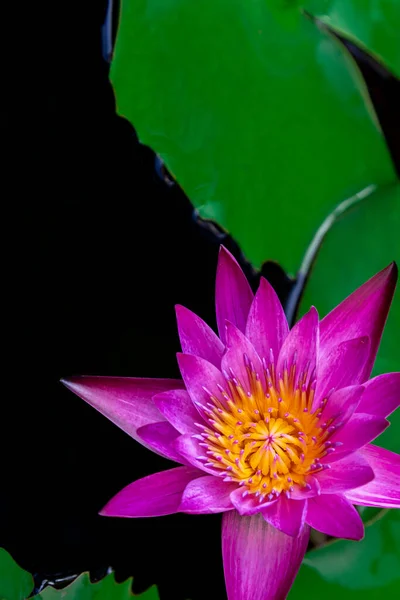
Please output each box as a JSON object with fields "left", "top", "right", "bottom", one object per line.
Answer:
{"left": 173, "top": 433, "right": 222, "bottom": 476}
{"left": 356, "top": 372, "right": 400, "bottom": 418}
{"left": 179, "top": 475, "right": 236, "bottom": 514}
{"left": 230, "top": 487, "right": 278, "bottom": 516}
{"left": 315, "top": 452, "right": 374, "bottom": 493}
{"left": 61, "top": 376, "right": 183, "bottom": 446}
{"left": 245, "top": 276, "right": 289, "bottom": 363}
{"left": 306, "top": 494, "right": 364, "bottom": 540}
{"left": 222, "top": 322, "right": 266, "bottom": 393}
{"left": 216, "top": 246, "right": 254, "bottom": 344}
{"left": 319, "top": 263, "right": 397, "bottom": 382}
{"left": 136, "top": 421, "right": 184, "bottom": 463}
{"left": 153, "top": 389, "right": 200, "bottom": 435}
{"left": 262, "top": 495, "right": 307, "bottom": 537}
{"left": 290, "top": 476, "right": 321, "bottom": 500}
{"left": 329, "top": 413, "right": 389, "bottom": 460}
{"left": 175, "top": 304, "right": 224, "bottom": 367}
{"left": 316, "top": 385, "right": 364, "bottom": 428}
{"left": 222, "top": 511, "right": 309, "bottom": 600}
{"left": 276, "top": 307, "right": 319, "bottom": 388}
{"left": 177, "top": 353, "right": 226, "bottom": 420}
{"left": 315, "top": 337, "right": 370, "bottom": 405}
{"left": 344, "top": 444, "right": 400, "bottom": 508}
{"left": 99, "top": 466, "right": 203, "bottom": 517}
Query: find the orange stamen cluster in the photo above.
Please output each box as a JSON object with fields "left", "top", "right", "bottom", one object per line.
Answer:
{"left": 197, "top": 352, "right": 338, "bottom": 501}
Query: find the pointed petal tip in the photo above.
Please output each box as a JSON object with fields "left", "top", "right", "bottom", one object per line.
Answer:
{"left": 217, "top": 245, "right": 244, "bottom": 272}
{"left": 258, "top": 275, "right": 273, "bottom": 291}
{"left": 308, "top": 305, "right": 319, "bottom": 319}
{"left": 384, "top": 260, "right": 398, "bottom": 279}
{"left": 246, "top": 277, "right": 289, "bottom": 362}
{"left": 98, "top": 467, "right": 203, "bottom": 519}
{"left": 320, "top": 258, "right": 397, "bottom": 384}
{"left": 98, "top": 499, "right": 120, "bottom": 517}
{"left": 218, "top": 244, "right": 230, "bottom": 257}
{"left": 374, "top": 260, "right": 398, "bottom": 293}
{"left": 367, "top": 260, "right": 398, "bottom": 300}
{"left": 298, "top": 305, "right": 319, "bottom": 326}
{"left": 223, "top": 318, "right": 238, "bottom": 342}
{"left": 175, "top": 305, "right": 224, "bottom": 366}
{"left": 174, "top": 303, "right": 187, "bottom": 316}
{"left": 367, "top": 261, "right": 398, "bottom": 286}
{"left": 175, "top": 304, "right": 190, "bottom": 326}
{"left": 60, "top": 376, "right": 84, "bottom": 392}
{"left": 257, "top": 275, "right": 287, "bottom": 309}
{"left": 215, "top": 244, "right": 253, "bottom": 343}
{"left": 218, "top": 245, "right": 237, "bottom": 266}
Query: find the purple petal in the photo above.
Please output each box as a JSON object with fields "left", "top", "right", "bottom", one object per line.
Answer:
{"left": 329, "top": 413, "right": 389, "bottom": 460}
{"left": 179, "top": 475, "right": 236, "bottom": 514}
{"left": 154, "top": 389, "right": 200, "bottom": 435}
{"left": 61, "top": 376, "right": 183, "bottom": 446}
{"left": 177, "top": 353, "right": 226, "bottom": 420}
{"left": 245, "top": 277, "right": 289, "bottom": 363}
{"left": 290, "top": 476, "right": 321, "bottom": 500}
{"left": 230, "top": 487, "right": 278, "bottom": 516}
{"left": 315, "top": 337, "right": 370, "bottom": 405}
{"left": 276, "top": 307, "right": 319, "bottom": 388}
{"left": 222, "top": 511, "right": 309, "bottom": 600}
{"left": 306, "top": 494, "right": 364, "bottom": 540}
{"left": 315, "top": 452, "right": 374, "bottom": 493}
{"left": 316, "top": 385, "right": 364, "bottom": 428}
{"left": 345, "top": 444, "right": 400, "bottom": 508}
{"left": 99, "top": 466, "right": 203, "bottom": 517}
{"left": 175, "top": 304, "right": 224, "bottom": 367}
{"left": 319, "top": 263, "right": 397, "bottom": 382}
{"left": 137, "top": 421, "right": 184, "bottom": 463}
{"left": 222, "top": 322, "right": 266, "bottom": 393}
{"left": 262, "top": 496, "right": 307, "bottom": 537}
{"left": 173, "top": 433, "right": 222, "bottom": 476}
{"left": 356, "top": 372, "right": 400, "bottom": 418}
{"left": 216, "top": 246, "right": 254, "bottom": 344}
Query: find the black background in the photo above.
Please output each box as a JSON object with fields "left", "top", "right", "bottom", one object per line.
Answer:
{"left": 1, "top": 1, "right": 399, "bottom": 599}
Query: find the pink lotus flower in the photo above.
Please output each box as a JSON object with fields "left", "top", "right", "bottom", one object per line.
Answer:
{"left": 62, "top": 247, "right": 400, "bottom": 600}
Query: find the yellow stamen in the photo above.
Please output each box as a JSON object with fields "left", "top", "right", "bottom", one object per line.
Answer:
{"left": 199, "top": 354, "right": 331, "bottom": 497}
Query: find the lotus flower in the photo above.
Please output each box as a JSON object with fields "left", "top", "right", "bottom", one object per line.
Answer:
{"left": 62, "top": 247, "right": 400, "bottom": 600}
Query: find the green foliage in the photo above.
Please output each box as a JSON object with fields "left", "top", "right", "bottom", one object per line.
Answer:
{"left": 0, "top": 548, "right": 159, "bottom": 600}
{"left": 35, "top": 573, "right": 159, "bottom": 600}
{"left": 299, "top": 183, "right": 400, "bottom": 453}
{"left": 0, "top": 548, "right": 34, "bottom": 600}
{"left": 289, "top": 509, "right": 400, "bottom": 598}
{"left": 110, "top": 0, "right": 395, "bottom": 271}
{"left": 304, "top": 0, "right": 400, "bottom": 76}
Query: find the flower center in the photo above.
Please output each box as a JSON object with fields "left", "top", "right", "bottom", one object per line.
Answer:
{"left": 197, "top": 353, "right": 336, "bottom": 501}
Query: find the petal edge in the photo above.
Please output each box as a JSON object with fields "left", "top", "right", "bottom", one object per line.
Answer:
{"left": 216, "top": 246, "right": 254, "bottom": 344}
{"left": 61, "top": 376, "right": 183, "bottom": 447}
{"left": 100, "top": 466, "right": 203, "bottom": 518}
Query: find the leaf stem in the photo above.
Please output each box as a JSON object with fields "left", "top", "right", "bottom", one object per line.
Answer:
{"left": 285, "top": 184, "right": 377, "bottom": 325}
